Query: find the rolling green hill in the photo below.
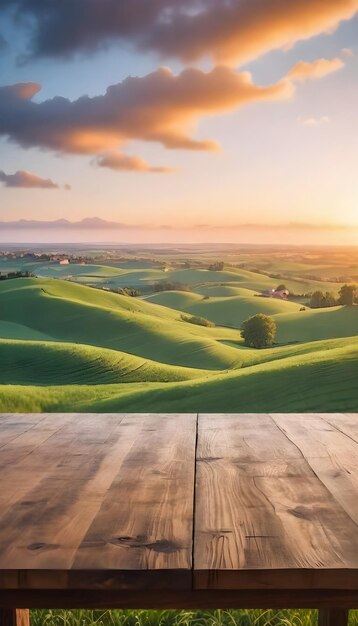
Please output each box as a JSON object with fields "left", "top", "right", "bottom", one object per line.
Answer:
{"left": 0, "top": 320, "right": 55, "bottom": 341}
{"left": 143, "top": 290, "right": 204, "bottom": 310}
{"left": 0, "top": 336, "right": 356, "bottom": 413}
{"left": 0, "top": 278, "right": 244, "bottom": 369}
{"left": 0, "top": 339, "right": 210, "bottom": 385}
{"left": 145, "top": 290, "right": 302, "bottom": 328}
{"left": 194, "top": 285, "right": 259, "bottom": 297}
{"left": 276, "top": 305, "right": 358, "bottom": 343}
{"left": 2, "top": 257, "right": 345, "bottom": 295}
{"left": 0, "top": 273, "right": 357, "bottom": 414}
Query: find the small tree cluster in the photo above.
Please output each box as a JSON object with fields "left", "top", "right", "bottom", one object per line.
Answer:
{"left": 153, "top": 281, "right": 191, "bottom": 292}
{"left": 0, "top": 271, "right": 35, "bottom": 281}
{"left": 310, "top": 291, "right": 336, "bottom": 309}
{"left": 118, "top": 287, "right": 141, "bottom": 297}
{"left": 241, "top": 314, "right": 277, "bottom": 349}
{"left": 338, "top": 283, "right": 358, "bottom": 306}
{"left": 208, "top": 261, "right": 224, "bottom": 271}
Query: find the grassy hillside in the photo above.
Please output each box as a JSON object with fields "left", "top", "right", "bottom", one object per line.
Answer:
{"left": 0, "top": 272, "right": 357, "bottom": 414}
{"left": 0, "top": 320, "right": 55, "bottom": 341}
{"left": 143, "top": 290, "right": 204, "bottom": 310}
{"left": 2, "top": 257, "right": 345, "bottom": 295}
{"left": 276, "top": 305, "right": 358, "bottom": 343}
{"left": 166, "top": 266, "right": 343, "bottom": 295}
{"left": 0, "top": 278, "right": 244, "bottom": 369}
{"left": 195, "top": 285, "right": 259, "bottom": 297}
{"left": 1, "top": 336, "right": 357, "bottom": 413}
{"left": 0, "top": 339, "right": 210, "bottom": 385}
{"left": 145, "top": 290, "right": 302, "bottom": 328}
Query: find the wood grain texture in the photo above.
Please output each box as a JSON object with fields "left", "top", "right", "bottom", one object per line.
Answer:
{"left": 0, "top": 413, "right": 196, "bottom": 590}
{"left": 271, "top": 414, "right": 358, "bottom": 525}
{"left": 194, "top": 413, "right": 358, "bottom": 590}
{"left": 0, "top": 412, "right": 358, "bottom": 610}
{"left": 318, "top": 608, "right": 349, "bottom": 626}
{"left": 0, "top": 609, "right": 29, "bottom": 626}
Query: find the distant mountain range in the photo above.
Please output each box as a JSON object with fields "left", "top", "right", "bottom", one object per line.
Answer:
{"left": 1, "top": 218, "right": 355, "bottom": 235}
{"left": 0, "top": 218, "right": 128, "bottom": 229}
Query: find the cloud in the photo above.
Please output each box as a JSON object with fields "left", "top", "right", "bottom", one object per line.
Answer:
{"left": 298, "top": 115, "right": 330, "bottom": 126}
{"left": 287, "top": 57, "right": 344, "bottom": 80}
{"left": 0, "top": 66, "right": 293, "bottom": 157}
{"left": 0, "top": 58, "right": 341, "bottom": 168}
{"left": 1, "top": 0, "right": 358, "bottom": 66}
{"left": 95, "top": 151, "right": 175, "bottom": 173}
{"left": 341, "top": 47, "right": 354, "bottom": 57}
{"left": 0, "top": 169, "right": 61, "bottom": 188}
{"left": 145, "top": 0, "right": 358, "bottom": 64}
{"left": 3, "top": 82, "right": 42, "bottom": 99}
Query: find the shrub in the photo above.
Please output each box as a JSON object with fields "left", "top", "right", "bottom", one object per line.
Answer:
{"left": 153, "top": 282, "right": 191, "bottom": 292}
{"left": 310, "top": 291, "right": 336, "bottom": 308}
{"left": 181, "top": 314, "right": 215, "bottom": 328}
{"left": 338, "top": 283, "right": 358, "bottom": 306}
{"left": 118, "top": 287, "right": 141, "bottom": 297}
{"left": 241, "top": 314, "right": 276, "bottom": 349}
{"left": 208, "top": 261, "right": 224, "bottom": 271}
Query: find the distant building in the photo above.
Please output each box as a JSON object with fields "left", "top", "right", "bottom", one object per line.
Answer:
{"left": 59, "top": 259, "right": 69, "bottom": 265}
{"left": 262, "top": 288, "right": 289, "bottom": 300}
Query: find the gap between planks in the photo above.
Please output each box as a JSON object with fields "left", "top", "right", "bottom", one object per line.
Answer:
{"left": 191, "top": 413, "right": 199, "bottom": 583}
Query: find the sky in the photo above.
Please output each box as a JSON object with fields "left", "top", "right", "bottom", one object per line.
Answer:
{"left": 0, "top": 0, "right": 357, "bottom": 245}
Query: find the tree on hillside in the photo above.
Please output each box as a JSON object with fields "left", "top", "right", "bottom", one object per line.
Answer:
{"left": 338, "top": 283, "right": 358, "bottom": 306}
{"left": 208, "top": 261, "right": 224, "bottom": 271}
{"left": 241, "top": 314, "right": 277, "bottom": 349}
{"left": 153, "top": 281, "right": 191, "bottom": 292}
{"left": 310, "top": 291, "right": 336, "bottom": 309}
{"left": 276, "top": 284, "right": 287, "bottom": 292}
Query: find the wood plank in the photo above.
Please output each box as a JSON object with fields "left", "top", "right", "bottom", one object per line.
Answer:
{"left": 0, "top": 413, "right": 77, "bottom": 511}
{"left": 72, "top": 413, "right": 197, "bottom": 588}
{"left": 318, "top": 609, "right": 349, "bottom": 626}
{"left": 0, "top": 413, "right": 197, "bottom": 590}
{"left": 271, "top": 414, "right": 358, "bottom": 524}
{"left": 0, "top": 609, "right": 29, "bottom": 626}
{"left": 0, "top": 413, "right": 132, "bottom": 569}
{"left": 320, "top": 413, "right": 358, "bottom": 444}
{"left": 194, "top": 413, "right": 358, "bottom": 590}
{"left": 0, "top": 414, "right": 47, "bottom": 448}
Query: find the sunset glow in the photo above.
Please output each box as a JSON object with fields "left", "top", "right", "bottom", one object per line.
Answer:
{"left": 0, "top": 0, "right": 357, "bottom": 244}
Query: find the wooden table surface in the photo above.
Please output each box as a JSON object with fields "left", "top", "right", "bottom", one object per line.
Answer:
{"left": 0, "top": 413, "right": 357, "bottom": 617}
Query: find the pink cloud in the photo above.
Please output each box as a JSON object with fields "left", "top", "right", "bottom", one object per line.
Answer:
{"left": 0, "top": 169, "right": 62, "bottom": 189}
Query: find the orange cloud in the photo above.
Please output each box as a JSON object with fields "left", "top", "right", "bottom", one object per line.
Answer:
{"left": 287, "top": 57, "right": 344, "bottom": 81}
{"left": 96, "top": 151, "right": 175, "bottom": 173}
{"left": 146, "top": 0, "right": 358, "bottom": 64}
{"left": 4, "top": 0, "right": 358, "bottom": 67}
{"left": 0, "top": 169, "right": 63, "bottom": 188}
{"left": 3, "top": 82, "right": 41, "bottom": 100}
{"left": 0, "top": 67, "right": 292, "bottom": 157}
{"left": 0, "top": 57, "right": 341, "bottom": 169}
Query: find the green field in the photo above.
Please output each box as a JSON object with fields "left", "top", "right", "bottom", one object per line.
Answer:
{"left": 0, "top": 264, "right": 357, "bottom": 412}
{"left": 144, "top": 290, "right": 303, "bottom": 328}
